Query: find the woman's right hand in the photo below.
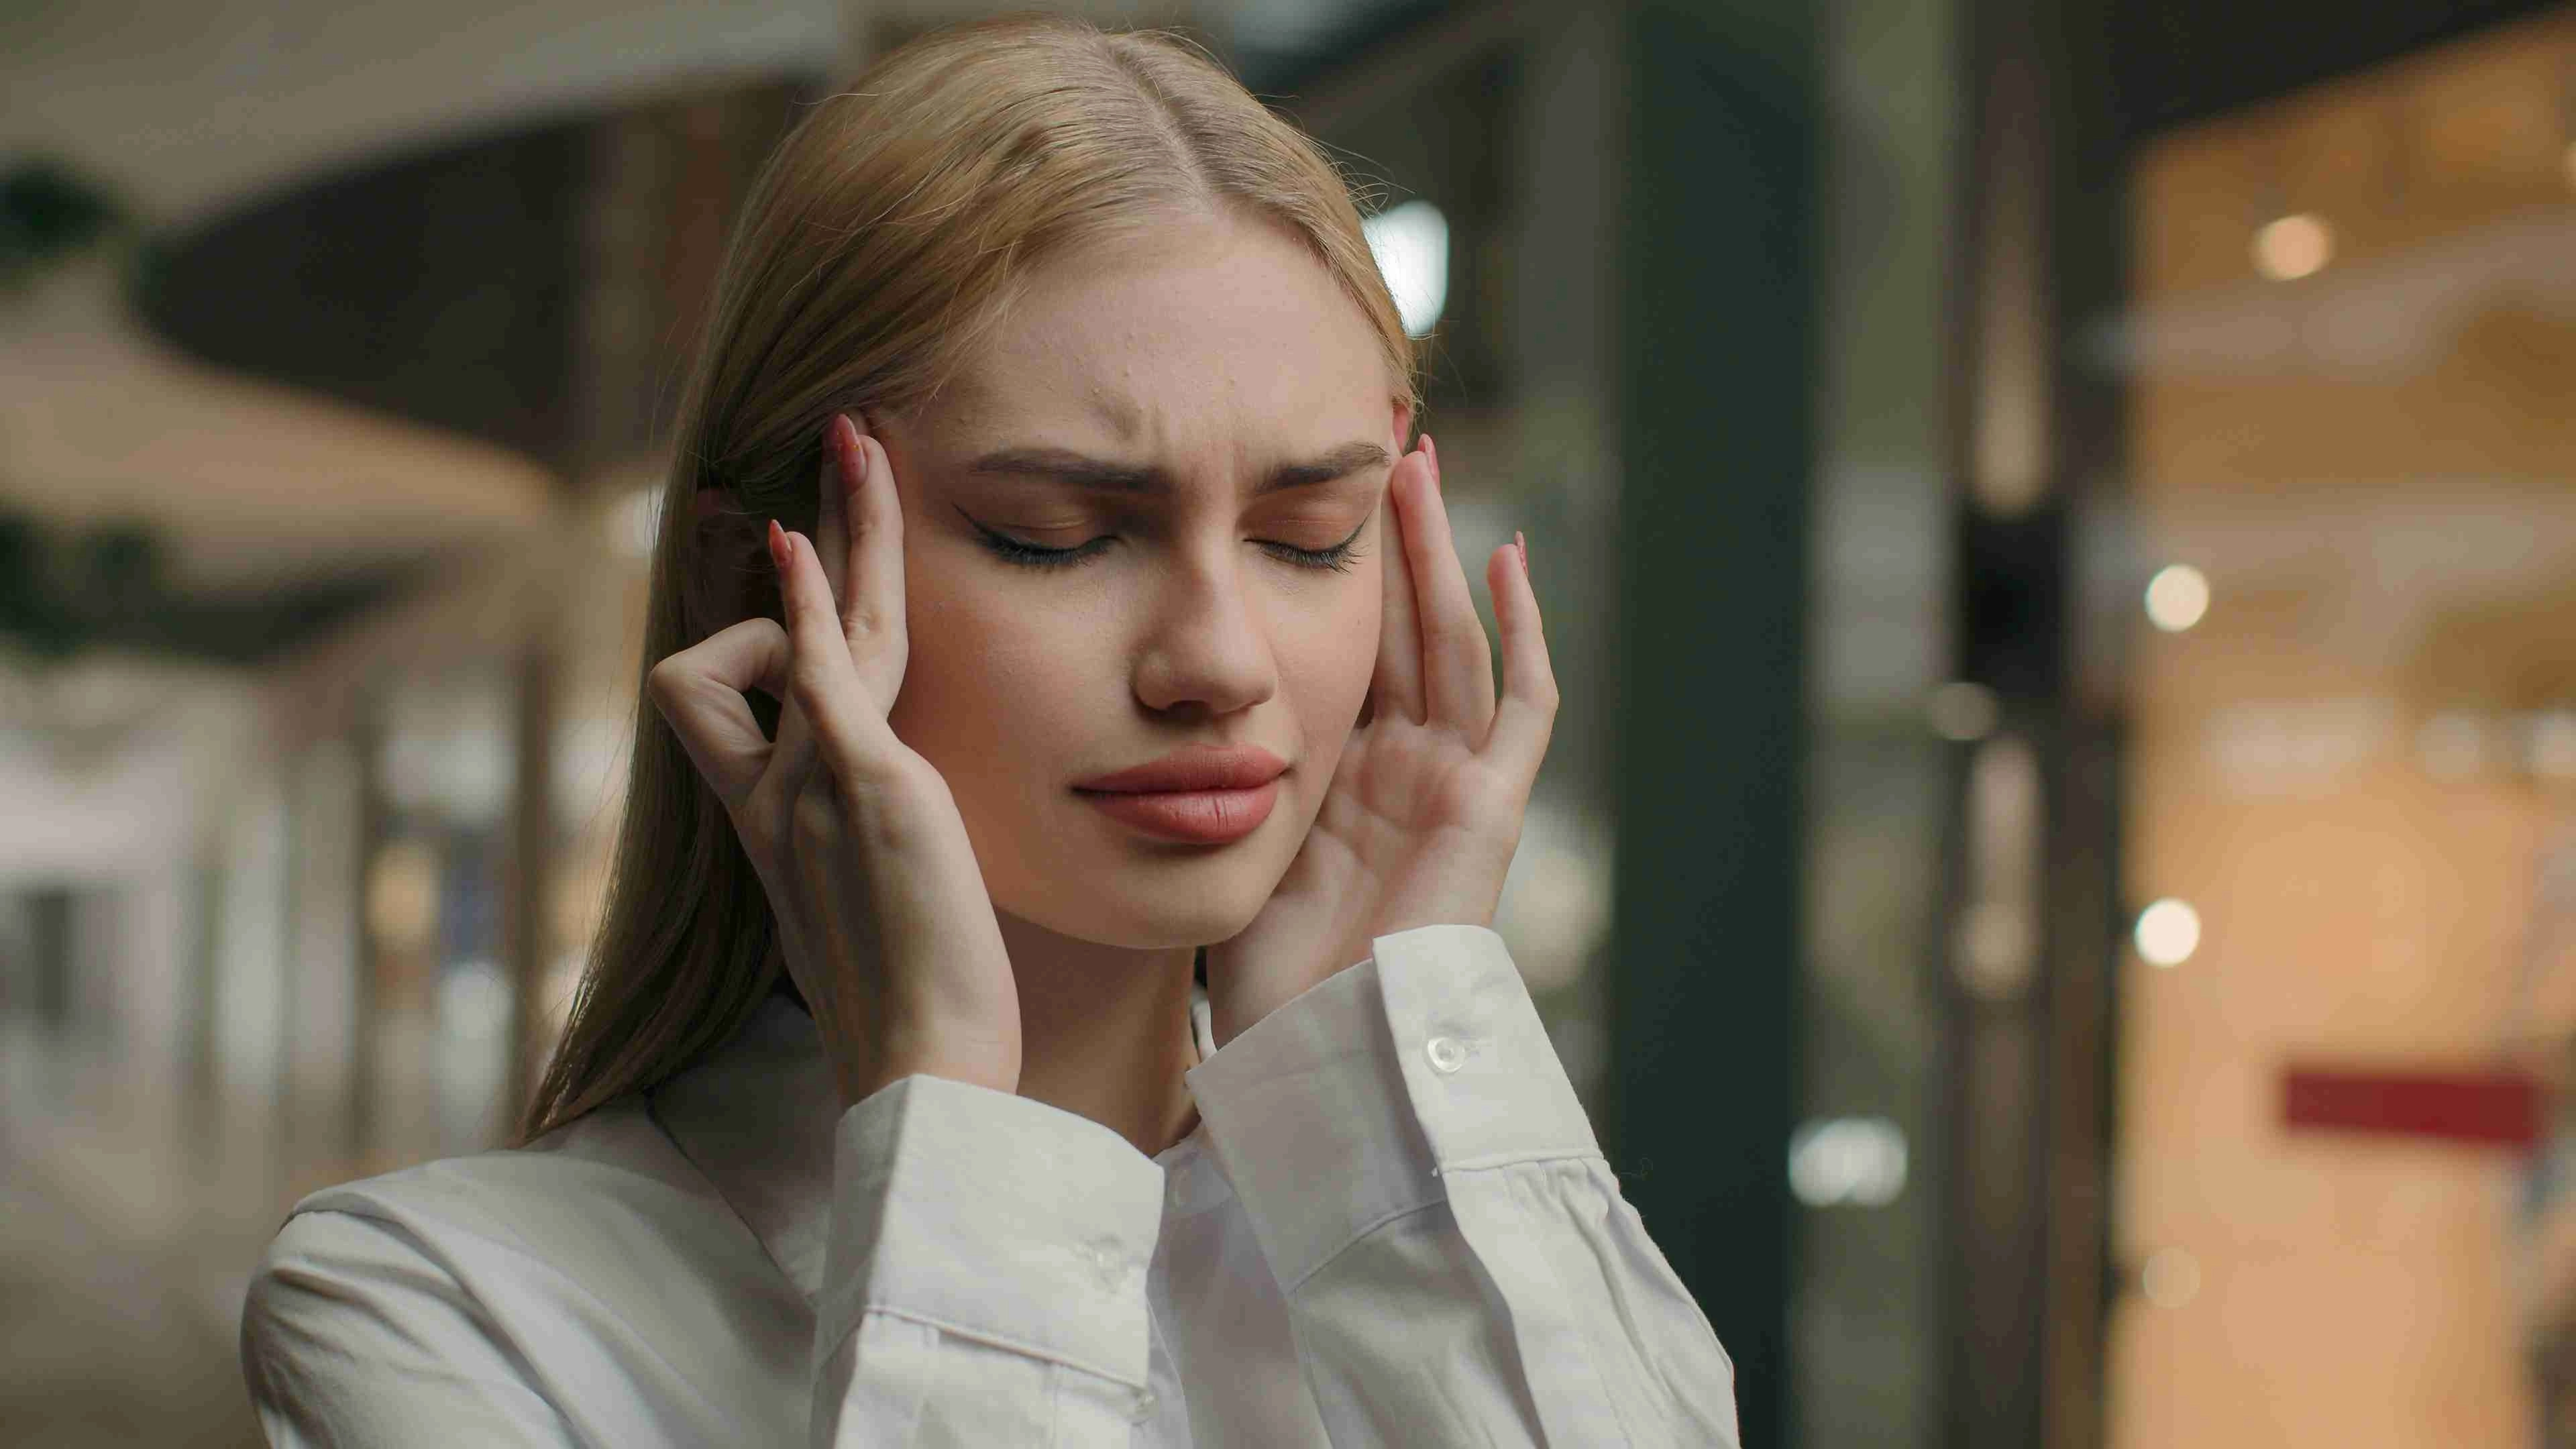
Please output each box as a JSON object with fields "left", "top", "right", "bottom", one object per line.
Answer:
{"left": 646, "top": 413, "right": 1022, "bottom": 1109}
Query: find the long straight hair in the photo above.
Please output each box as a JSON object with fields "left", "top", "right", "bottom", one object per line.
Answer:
{"left": 521, "top": 16, "right": 1419, "bottom": 1140}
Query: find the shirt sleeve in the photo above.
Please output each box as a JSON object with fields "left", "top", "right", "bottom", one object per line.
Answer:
{"left": 242, "top": 1080, "right": 1170, "bottom": 1448}
{"left": 810, "top": 1073, "right": 1168, "bottom": 1446}
{"left": 1183, "top": 924, "right": 1741, "bottom": 1449}
{"left": 241, "top": 1210, "right": 582, "bottom": 1447}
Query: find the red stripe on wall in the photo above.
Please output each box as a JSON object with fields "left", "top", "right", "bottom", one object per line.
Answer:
{"left": 2280, "top": 1065, "right": 2540, "bottom": 1149}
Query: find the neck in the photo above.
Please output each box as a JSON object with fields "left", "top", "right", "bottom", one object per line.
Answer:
{"left": 998, "top": 911, "right": 1202, "bottom": 1159}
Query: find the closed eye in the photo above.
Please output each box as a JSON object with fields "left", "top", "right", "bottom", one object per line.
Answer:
{"left": 959, "top": 508, "right": 1370, "bottom": 574}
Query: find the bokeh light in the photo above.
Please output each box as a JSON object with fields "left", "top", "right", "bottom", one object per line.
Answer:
{"left": 2252, "top": 213, "right": 2334, "bottom": 280}
{"left": 2145, "top": 564, "right": 2210, "bottom": 632}
{"left": 2135, "top": 898, "right": 2202, "bottom": 968}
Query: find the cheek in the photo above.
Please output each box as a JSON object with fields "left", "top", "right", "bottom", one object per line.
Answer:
{"left": 883, "top": 566, "right": 1097, "bottom": 804}
{"left": 1280, "top": 575, "right": 1381, "bottom": 744}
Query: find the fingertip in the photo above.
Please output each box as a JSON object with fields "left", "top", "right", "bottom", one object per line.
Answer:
{"left": 1491, "top": 543, "right": 1525, "bottom": 610}
{"left": 1398, "top": 446, "right": 1433, "bottom": 505}
{"left": 861, "top": 434, "right": 890, "bottom": 495}
{"left": 780, "top": 529, "right": 812, "bottom": 593}
{"left": 839, "top": 416, "right": 870, "bottom": 490}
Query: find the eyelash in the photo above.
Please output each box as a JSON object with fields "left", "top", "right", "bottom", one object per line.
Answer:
{"left": 969, "top": 521, "right": 1370, "bottom": 575}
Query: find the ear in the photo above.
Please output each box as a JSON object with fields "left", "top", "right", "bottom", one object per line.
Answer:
{"left": 1390, "top": 398, "right": 1416, "bottom": 453}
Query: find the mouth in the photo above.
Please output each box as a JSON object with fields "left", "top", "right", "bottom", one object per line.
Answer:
{"left": 1073, "top": 779, "right": 1281, "bottom": 845}
{"left": 1069, "top": 744, "right": 1289, "bottom": 845}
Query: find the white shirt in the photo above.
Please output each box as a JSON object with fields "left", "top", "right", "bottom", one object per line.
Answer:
{"left": 241, "top": 924, "right": 1739, "bottom": 1446}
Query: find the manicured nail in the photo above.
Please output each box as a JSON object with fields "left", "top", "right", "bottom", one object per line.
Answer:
{"left": 834, "top": 415, "right": 863, "bottom": 488}
{"left": 767, "top": 519, "right": 789, "bottom": 574}
{"left": 1421, "top": 434, "right": 1440, "bottom": 494}
{"left": 1515, "top": 529, "right": 1527, "bottom": 572}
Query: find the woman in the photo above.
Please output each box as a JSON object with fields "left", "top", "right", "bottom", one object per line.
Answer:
{"left": 241, "top": 16, "right": 1738, "bottom": 1447}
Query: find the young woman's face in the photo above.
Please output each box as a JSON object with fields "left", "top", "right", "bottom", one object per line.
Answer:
{"left": 874, "top": 210, "right": 1407, "bottom": 949}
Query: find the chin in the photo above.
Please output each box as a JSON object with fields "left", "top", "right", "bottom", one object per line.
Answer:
{"left": 1014, "top": 857, "right": 1277, "bottom": 950}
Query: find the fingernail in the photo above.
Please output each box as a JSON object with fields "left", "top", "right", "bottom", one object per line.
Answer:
{"left": 1516, "top": 529, "right": 1527, "bottom": 572}
{"left": 835, "top": 415, "right": 863, "bottom": 488}
{"left": 1421, "top": 435, "right": 1440, "bottom": 494}
{"left": 767, "top": 519, "right": 789, "bottom": 573}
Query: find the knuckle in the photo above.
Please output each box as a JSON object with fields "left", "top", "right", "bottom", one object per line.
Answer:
{"left": 645, "top": 656, "right": 687, "bottom": 708}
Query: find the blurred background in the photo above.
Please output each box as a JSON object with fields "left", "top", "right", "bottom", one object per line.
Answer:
{"left": 4, "top": 0, "right": 2573, "bottom": 1444}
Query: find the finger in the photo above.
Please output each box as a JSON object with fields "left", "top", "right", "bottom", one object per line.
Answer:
{"left": 812, "top": 417, "right": 852, "bottom": 608}
{"left": 646, "top": 616, "right": 792, "bottom": 810}
{"left": 1403, "top": 435, "right": 1497, "bottom": 733}
{"left": 1483, "top": 530, "right": 1559, "bottom": 774}
{"left": 763, "top": 520, "right": 822, "bottom": 812}
{"left": 1371, "top": 447, "right": 1429, "bottom": 727}
{"left": 837, "top": 421, "right": 910, "bottom": 705}
{"left": 775, "top": 522, "right": 903, "bottom": 790}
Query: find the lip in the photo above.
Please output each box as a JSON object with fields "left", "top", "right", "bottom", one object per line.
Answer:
{"left": 1072, "top": 745, "right": 1289, "bottom": 846}
{"left": 1077, "top": 780, "right": 1281, "bottom": 845}
{"left": 1071, "top": 745, "right": 1289, "bottom": 794}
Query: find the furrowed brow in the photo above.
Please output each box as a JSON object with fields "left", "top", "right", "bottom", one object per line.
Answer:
{"left": 964, "top": 448, "right": 1164, "bottom": 492}
{"left": 1263, "top": 442, "right": 1393, "bottom": 494}
{"left": 962, "top": 441, "right": 1393, "bottom": 496}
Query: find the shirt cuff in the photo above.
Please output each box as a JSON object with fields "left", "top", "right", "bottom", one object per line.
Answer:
{"left": 818, "top": 1073, "right": 1167, "bottom": 1389}
{"left": 1184, "top": 923, "right": 1601, "bottom": 1293}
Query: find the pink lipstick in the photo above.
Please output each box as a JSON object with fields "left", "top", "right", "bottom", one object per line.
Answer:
{"left": 1072, "top": 745, "right": 1287, "bottom": 846}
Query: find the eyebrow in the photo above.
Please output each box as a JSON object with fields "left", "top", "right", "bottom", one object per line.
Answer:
{"left": 961, "top": 441, "right": 1393, "bottom": 496}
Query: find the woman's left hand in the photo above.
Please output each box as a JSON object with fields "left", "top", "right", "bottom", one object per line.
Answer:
{"left": 1203, "top": 436, "right": 1560, "bottom": 1048}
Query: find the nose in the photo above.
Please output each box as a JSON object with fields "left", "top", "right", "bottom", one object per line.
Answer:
{"left": 1130, "top": 547, "right": 1278, "bottom": 718}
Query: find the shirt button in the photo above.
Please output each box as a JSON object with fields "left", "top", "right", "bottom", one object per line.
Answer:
{"left": 1426, "top": 1035, "right": 1466, "bottom": 1073}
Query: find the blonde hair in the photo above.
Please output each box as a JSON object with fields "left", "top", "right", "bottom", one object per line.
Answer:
{"left": 522, "top": 15, "right": 1418, "bottom": 1139}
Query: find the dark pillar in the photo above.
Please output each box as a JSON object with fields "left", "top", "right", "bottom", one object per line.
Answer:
{"left": 1939, "top": 2, "right": 2123, "bottom": 1446}
{"left": 1603, "top": 3, "right": 1819, "bottom": 1444}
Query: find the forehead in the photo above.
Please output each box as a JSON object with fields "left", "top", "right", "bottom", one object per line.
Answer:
{"left": 933, "top": 210, "right": 1393, "bottom": 454}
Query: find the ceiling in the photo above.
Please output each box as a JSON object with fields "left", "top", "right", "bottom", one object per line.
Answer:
{"left": 0, "top": 0, "right": 846, "bottom": 230}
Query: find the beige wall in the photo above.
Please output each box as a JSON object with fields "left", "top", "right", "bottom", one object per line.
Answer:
{"left": 2112, "top": 11, "right": 2576, "bottom": 1447}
